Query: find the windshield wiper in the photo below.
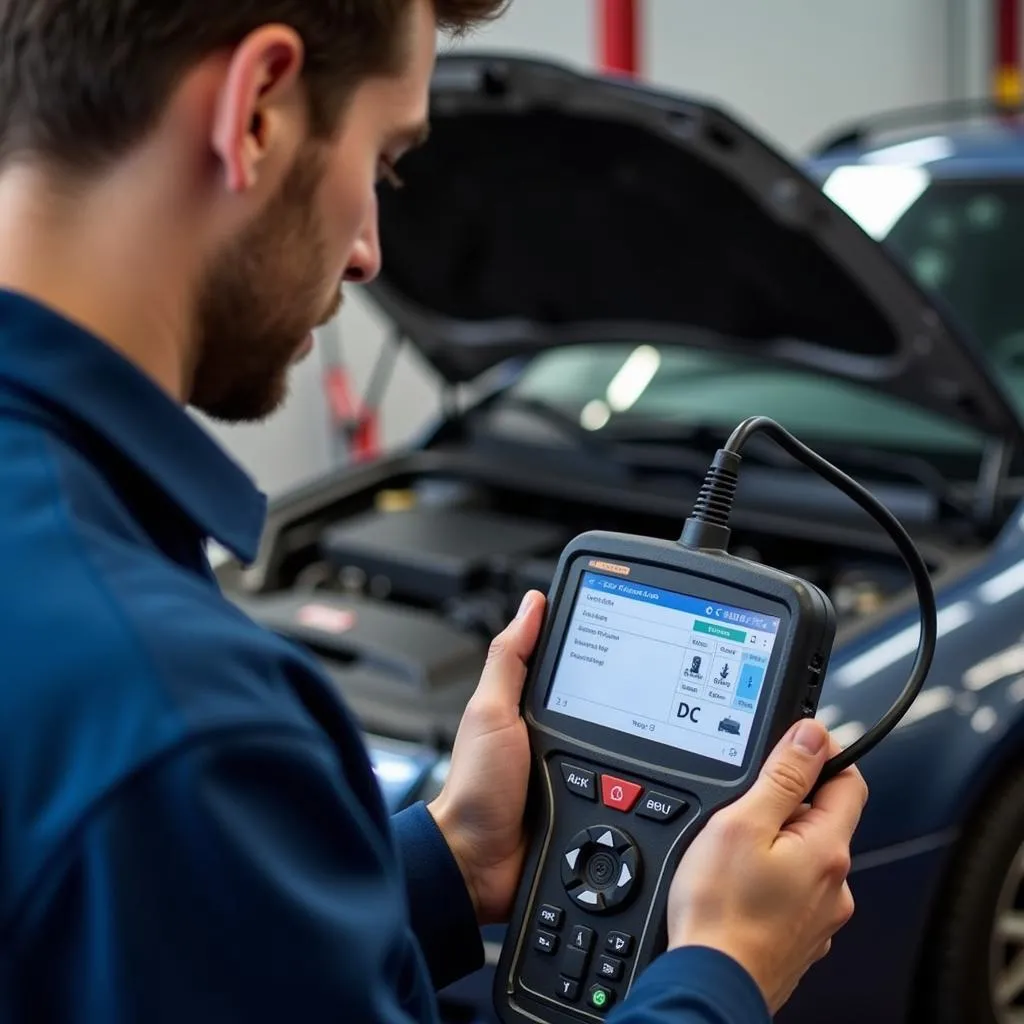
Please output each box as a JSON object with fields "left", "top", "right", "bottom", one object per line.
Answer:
{"left": 599, "top": 421, "right": 978, "bottom": 522}
{"left": 472, "top": 394, "right": 978, "bottom": 523}
{"left": 466, "top": 394, "right": 713, "bottom": 479}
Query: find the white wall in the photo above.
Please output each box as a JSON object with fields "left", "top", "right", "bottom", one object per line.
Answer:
{"left": 207, "top": 0, "right": 981, "bottom": 498}
{"left": 647, "top": 0, "right": 949, "bottom": 155}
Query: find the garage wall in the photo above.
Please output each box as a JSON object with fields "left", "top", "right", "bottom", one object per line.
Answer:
{"left": 204, "top": 0, "right": 988, "bottom": 498}
{"left": 648, "top": 0, "right": 949, "bottom": 155}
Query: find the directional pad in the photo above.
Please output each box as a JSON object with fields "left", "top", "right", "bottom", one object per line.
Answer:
{"left": 560, "top": 825, "right": 641, "bottom": 914}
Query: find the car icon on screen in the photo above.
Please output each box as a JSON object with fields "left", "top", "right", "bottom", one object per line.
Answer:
{"left": 718, "top": 717, "right": 741, "bottom": 735}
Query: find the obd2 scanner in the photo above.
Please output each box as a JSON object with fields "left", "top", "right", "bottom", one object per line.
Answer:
{"left": 494, "top": 417, "right": 937, "bottom": 1022}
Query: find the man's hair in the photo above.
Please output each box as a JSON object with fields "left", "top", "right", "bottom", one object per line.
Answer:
{"left": 0, "top": 0, "right": 508, "bottom": 173}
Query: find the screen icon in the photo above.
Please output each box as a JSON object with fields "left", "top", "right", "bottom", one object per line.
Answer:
{"left": 676, "top": 701, "right": 701, "bottom": 724}
{"left": 682, "top": 654, "right": 704, "bottom": 680}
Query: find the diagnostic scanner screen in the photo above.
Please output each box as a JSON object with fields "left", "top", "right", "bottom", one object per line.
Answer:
{"left": 545, "top": 572, "right": 782, "bottom": 766}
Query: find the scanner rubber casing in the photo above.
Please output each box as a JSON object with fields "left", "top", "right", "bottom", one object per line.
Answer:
{"left": 494, "top": 530, "right": 837, "bottom": 1024}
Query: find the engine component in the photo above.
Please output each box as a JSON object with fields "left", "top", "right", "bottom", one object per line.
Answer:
{"left": 236, "top": 590, "right": 485, "bottom": 692}
{"left": 320, "top": 507, "right": 564, "bottom": 604}
{"left": 234, "top": 591, "right": 490, "bottom": 742}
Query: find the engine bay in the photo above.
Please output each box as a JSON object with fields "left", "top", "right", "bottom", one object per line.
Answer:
{"left": 227, "top": 463, "right": 956, "bottom": 746}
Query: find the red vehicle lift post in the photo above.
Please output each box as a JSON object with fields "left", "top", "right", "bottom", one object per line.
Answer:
{"left": 995, "top": 0, "right": 1022, "bottom": 106}
{"left": 598, "top": 0, "right": 641, "bottom": 77}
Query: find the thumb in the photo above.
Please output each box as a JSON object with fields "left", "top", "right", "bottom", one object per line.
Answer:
{"left": 473, "top": 590, "right": 546, "bottom": 708}
{"left": 740, "top": 718, "right": 830, "bottom": 835}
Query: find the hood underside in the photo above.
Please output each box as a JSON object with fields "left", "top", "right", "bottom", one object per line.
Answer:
{"left": 364, "top": 52, "right": 1024, "bottom": 447}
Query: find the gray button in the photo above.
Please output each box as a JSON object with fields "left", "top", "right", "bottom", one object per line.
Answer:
{"left": 560, "top": 762, "right": 596, "bottom": 800}
{"left": 636, "top": 791, "right": 687, "bottom": 822}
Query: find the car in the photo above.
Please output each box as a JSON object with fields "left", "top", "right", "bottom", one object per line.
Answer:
{"left": 213, "top": 55, "right": 1024, "bottom": 1024}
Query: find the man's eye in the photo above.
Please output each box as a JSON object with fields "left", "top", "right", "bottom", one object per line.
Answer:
{"left": 378, "top": 157, "right": 404, "bottom": 189}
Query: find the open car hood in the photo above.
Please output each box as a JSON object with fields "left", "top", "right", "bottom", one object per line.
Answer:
{"left": 364, "top": 52, "right": 1024, "bottom": 446}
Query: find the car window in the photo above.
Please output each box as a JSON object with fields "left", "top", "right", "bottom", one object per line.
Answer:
{"left": 882, "top": 179, "right": 1024, "bottom": 380}
{"left": 506, "top": 177, "right": 1024, "bottom": 464}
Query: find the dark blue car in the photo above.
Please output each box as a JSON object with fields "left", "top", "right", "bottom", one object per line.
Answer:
{"left": 220, "top": 56, "right": 1024, "bottom": 1024}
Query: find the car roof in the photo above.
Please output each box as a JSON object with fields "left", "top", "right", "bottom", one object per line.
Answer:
{"left": 807, "top": 107, "right": 1024, "bottom": 180}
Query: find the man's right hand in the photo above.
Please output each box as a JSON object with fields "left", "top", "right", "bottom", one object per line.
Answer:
{"left": 665, "top": 718, "right": 868, "bottom": 1015}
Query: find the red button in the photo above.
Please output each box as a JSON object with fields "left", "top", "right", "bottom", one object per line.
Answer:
{"left": 600, "top": 775, "right": 643, "bottom": 812}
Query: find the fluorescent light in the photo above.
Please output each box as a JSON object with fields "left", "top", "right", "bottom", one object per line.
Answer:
{"left": 833, "top": 601, "right": 974, "bottom": 687}
{"left": 861, "top": 135, "right": 954, "bottom": 167}
{"left": 831, "top": 721, "right": 867, "bottom": 748}
{"left": 964, "top": 641, "right": 1024, "bottom": 692}
{"left": 822, "top": 164, "right": 930, "bottom": 239}
{"left": 979, "top": 559, "right": 1024, "bottom": 604}
{"left": 580, "top": 399, "right": 612, "bottom": 431}
{"left": 971, "top": 706, "right": 999, "bottom": 734}
{"left": 606, "top": 345, "right": 661, "bottom": 413}
{"left": 894, "top": 685, "right": 955, "bottom": 729}
{"left": 429, "top": 757, "right": 452, "bottom": 788}
{"left": 370, "top": 755, "right": 419, "bottom": 786}
{"left": 815, "top": 704, "right": 842, "bottom": 728}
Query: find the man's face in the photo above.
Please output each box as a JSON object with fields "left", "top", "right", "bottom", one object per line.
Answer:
{"left": 189, "top": 1, "right": 436, "bottom": 423}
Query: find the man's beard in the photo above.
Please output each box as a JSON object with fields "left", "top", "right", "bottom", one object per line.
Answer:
{"left": 189, "top": 143, "right": 341, "bottom": 423}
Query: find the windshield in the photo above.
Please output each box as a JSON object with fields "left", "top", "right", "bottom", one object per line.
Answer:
{"left": 504, "top": 175, "right": 1024, "bottom": 470}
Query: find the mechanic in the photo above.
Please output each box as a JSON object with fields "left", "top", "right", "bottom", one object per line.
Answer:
{"left": 0, "top": 1, "right": 868, "bottom": 1022}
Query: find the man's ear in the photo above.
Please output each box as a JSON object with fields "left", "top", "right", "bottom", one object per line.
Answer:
{"left": 210, "top": 25, "right": 307, "bottom": 195}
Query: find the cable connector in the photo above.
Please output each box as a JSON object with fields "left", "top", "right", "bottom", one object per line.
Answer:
{"left": 675, "top": 415, "right": 936, "bottom": 789}
{"left": 679, "top": 448, "right": 743, "bottom": 551}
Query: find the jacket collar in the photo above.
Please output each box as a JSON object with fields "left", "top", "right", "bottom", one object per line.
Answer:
{"left": 0, "top": 289, "right": 267, "bottom": 564}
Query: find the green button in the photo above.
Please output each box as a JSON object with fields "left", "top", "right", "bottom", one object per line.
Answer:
{"left": 694, "top": 620, "right": 747, "bottom": 643}
{"left": 589, "top": 986, "right": 614, "bottom": 1011}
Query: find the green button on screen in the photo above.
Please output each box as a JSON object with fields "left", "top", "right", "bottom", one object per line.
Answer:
{"left": 693, "top": 620, "right": 747, "bottom": 643}
{"left": 591, "top": 991, "right": 607, "bottom": 1008}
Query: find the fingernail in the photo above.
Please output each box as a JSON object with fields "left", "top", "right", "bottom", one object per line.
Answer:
{"left": 516, "top": 592, "right": 534, "bottom": 620}
{"left": 793, "top": 719, "right": 826, "bottom": 754}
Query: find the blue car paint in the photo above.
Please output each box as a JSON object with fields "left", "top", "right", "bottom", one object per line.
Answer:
{"left": 779, "top": 509, "right": 1024, "bottom": 1022}
{"left": 361, "top": 125, "right": 1024, "bottom": 1023}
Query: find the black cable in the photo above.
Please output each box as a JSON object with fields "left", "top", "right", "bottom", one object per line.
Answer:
{"left": 680, "top": 415, "right": 937, "bottom": 789}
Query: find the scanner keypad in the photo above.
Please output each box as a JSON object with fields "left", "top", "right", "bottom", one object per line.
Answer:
{"left": 537, "top": 904, "right": 564, "bottom": 930}
{"left": 560, "top": 760, "right": 691, "bottom": 827}
{"left": 561, "top": 826, "right": 641, "bottom": 913}
{"left": 517, "top": 755, "right": 698, "bottom": 1018}
{"left": 550, "top": 921, "right": 635, "bottom": 1011}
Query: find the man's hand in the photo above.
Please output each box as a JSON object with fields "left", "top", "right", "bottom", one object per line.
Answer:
{"left": 665, "top": 719, "right": 869, "bottom": 1015}
{"left": 428, "top": 590, "right": 546, "bottom": 926}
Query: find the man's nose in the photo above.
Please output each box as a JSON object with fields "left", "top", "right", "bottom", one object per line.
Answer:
{"left": 344, "top": 201, "right": 382, "bottom": 285}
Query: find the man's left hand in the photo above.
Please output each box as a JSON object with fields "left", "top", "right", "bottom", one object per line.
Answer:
{"left": 428, "top": 590, "right": 546, "bottom": 926}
